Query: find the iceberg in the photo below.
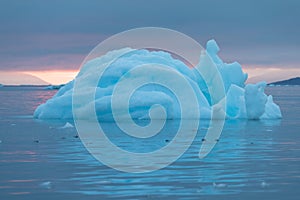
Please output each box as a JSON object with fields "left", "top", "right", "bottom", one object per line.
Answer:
{"left": 34, "top": 40, "right": 282, "bottom": 120}
{"left": 45, "top": 84, "right": 65, "bottom": 90}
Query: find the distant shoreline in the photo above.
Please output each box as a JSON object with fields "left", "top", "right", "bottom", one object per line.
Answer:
{"left": 269, "top": 77, "right": 300, "bottom": 86}
{"left": 1, "top": 77, "right": 300, "bottom": 88}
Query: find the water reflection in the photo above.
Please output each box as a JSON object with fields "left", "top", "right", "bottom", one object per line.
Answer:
{"left": 42, "top": 118, "right": 285, "bottom": 197}
{"left": 1, "top": 86, "right": 299, "bottom": 199}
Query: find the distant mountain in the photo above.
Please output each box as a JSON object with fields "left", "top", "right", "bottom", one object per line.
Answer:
{"left": 270, "top": 77, "right": 300, "bottom": 85}
{"left": 0, "top": 72, "right": 49, "bottom": 85}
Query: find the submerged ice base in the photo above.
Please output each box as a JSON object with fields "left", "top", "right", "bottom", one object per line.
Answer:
{"left": 34, "top": 40, "right": 282, "bottom": 120}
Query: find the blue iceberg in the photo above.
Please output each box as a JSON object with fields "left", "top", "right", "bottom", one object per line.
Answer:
{"left": 34, "top": 40, "right": 282, "bottom": 120}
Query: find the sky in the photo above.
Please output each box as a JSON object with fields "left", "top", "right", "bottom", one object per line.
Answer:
{"left": 0, "top": 0, "right": 299, "bottom": 85}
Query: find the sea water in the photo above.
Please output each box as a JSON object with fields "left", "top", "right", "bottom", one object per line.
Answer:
{"left": 0, "top": 86, "right": 299, "bottom": 199}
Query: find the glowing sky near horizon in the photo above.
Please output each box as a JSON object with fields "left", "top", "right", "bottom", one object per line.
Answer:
{"left": 0, "top": 66, "right": 298, "bottom": 86}
{"left": 0, "top": 0, "right": 299, "bottom": 85}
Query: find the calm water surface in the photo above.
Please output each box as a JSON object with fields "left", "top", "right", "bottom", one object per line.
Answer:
{"left": 0, "top": 86, "right": 299, "bottom": 199}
